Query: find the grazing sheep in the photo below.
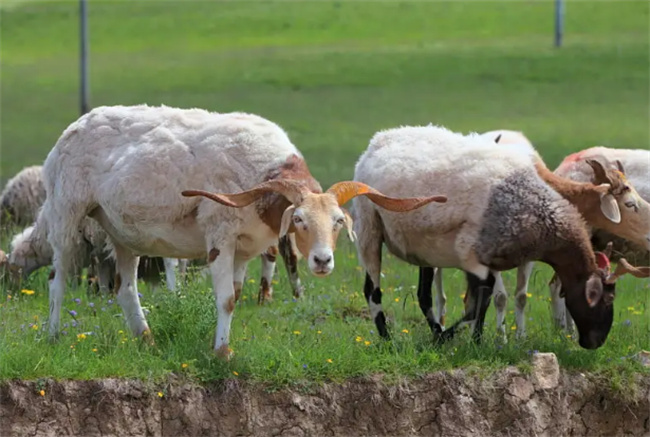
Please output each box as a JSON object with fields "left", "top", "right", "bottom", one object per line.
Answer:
{"left": 353, "top": 125, "right": 645, "bottom": 349}
{"left": 0, "top": 165, "right": 46, "bottom": 228}
{"left": 429, "top": 131, "right": 650, "bottom": 339}
{"left": 548, "top": 146, "right": 650, "bottom": 331}
{"left": 41, "top": 104, "right": 443, "bottom": 357}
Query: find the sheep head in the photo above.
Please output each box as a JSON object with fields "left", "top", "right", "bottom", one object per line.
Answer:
{"left": 182, "top": 180, "right": 446, "bottom": 276}
{"left": 586, "top": 158, "right": 650, "bottom": 251}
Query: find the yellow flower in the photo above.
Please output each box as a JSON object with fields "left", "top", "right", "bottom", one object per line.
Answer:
{"left": 272, "top": 280, "right": 279, "bottom": 285}
{"left": 632, "top": 311, "right": 642, "bottom": 315}
{"left": 118, "top": 330, "right": 124, "bottom": 334}
{"left": 526, "top": 293, "right": 532, "bottom": 298}
{"left": 92, "top": 348, "right": 98, "bottom": 352}
{"left": 627, "top": 306, "right": 635, "bottom": 311}
{"left": 566, "top": 334, "right": 572, "bottom": 339}
{"left": 326, "top": 358, "right": 333, "bottom": 363}
{"left": 7, "top": 295, "right": 11, "bottom": 299}
{"left": 70, "top": 345, "right": 75, "bottom": 349}
{"left": 460, "top": 294, "right": 465, "bottom": 300}
{"left": 39, "top": 390, "right": 45, "bottom": 396}
{"left": 355, "top": 265, "right": 362, "bottom": 271}
{"left": 77, "top": 333, "right": 87, "bottom": 340}
{"left": 181, "top": 363, "right": 188, "bottom": 369}
{"left": 242, "top": 296, "right": 248, "bottom": 301}
{"left": 157, "top": 392, "right": 164, "bottom": 398}
{"left": 232, "top": 371, "right": 239, "bottom": 376}
{"left": 21, "top": 289, "right": 35, "bottom": 295}
{"left": 401, "top": 329, "right": 409, "bottom": 334}
{"left": 293, "top": 330, "right": 301, "bottom": 335}
{"left": 394, "top": 298, "right": 400, "bottom": 302}
{"left": 33, "top": 315, "right": 38, "bottom": 321}
{"left": 317, "top": 330, "right": 322, "bottom": 335}
{"left": 511, "top": 326, "right": 517, "bottom": 331}
{"left": 248, "top": 279, "right": 255, "bottom": 284}
{"left": 355, "top": 336, "right": 362, "bottom": 342}
{"left": 32, "top": 324, "right": 38, "bottom": 330}
{"left": 364, "top": 341, "right": 371, "bottom": 346}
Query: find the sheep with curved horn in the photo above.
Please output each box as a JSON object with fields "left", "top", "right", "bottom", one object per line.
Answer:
{"left": 41, "top": 104, "right": 445, "bottom": 358}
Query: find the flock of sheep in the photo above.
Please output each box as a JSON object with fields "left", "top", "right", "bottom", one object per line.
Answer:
{"left": 1, "top": 104, "right": 648, "bottom": 358}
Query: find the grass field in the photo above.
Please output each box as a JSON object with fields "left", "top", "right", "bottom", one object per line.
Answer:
{"left": 0, "top": 0, "right": 649, "bottom": 387}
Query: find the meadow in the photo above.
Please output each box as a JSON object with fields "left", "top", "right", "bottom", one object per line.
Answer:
{"left": 0, "top": 0, "right": 648, "bottom": 388}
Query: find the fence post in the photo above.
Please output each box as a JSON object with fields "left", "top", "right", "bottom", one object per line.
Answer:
{"left": 80, "top": 0, "right": 90, "bottom": 114}
{"left": 554, "top": 0, "right": 564, "bottom": 48}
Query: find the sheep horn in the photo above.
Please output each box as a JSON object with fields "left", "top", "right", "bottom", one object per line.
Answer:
{"left": 326, "top": 181, "right": 447, "bottom": 212}
{"left": 494, "top": 134, "right": 502, "bottom": 144}
{"left": 586, "top": 158, "right": 615, "bottom": 186}
{"left": 182, "top": 180, "right": 310, "bottom": 207}
{"left": 605, "top": 258, "right": 650, "bottom": 284}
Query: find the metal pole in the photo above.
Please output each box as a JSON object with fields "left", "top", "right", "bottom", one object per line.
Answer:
{"left": 80, "top": 0, "right": 90, "bottom": 114}
{"left": 554, "top": 0, "right": 564, "bottom": 48}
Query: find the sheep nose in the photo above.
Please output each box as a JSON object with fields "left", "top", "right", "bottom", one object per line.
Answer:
{"left": 312, "top": 254, "right": 332, "bottom": 266}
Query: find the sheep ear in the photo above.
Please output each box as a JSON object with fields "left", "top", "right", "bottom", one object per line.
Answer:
{"left": 599, "top": 191, "right": 621, "bottom": 224}
{"left": 342, "top": 209, "right": 356, "bottom": 242}
{"left": 585, "top": 275, "right": 604, "bottom": 308}
{"left": 279, "top": 205, "right": 296, "bottom": 238}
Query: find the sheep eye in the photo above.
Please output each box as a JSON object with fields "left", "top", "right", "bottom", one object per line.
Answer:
{"left": 624, "top": 200, "right": 638, "bottom": 212}
{"left": 292, "top": 216, "right": 303, "bottom": 224}
{"left": 336, "top": 217, "right": 345, "bottom": 226}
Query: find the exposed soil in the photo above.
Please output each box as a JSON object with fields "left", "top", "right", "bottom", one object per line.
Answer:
{"left": 1, "top": 363, "right": 649, "bottom": 436}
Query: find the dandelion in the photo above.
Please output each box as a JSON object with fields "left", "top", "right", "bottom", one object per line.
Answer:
{"left": 364, "top": 341, "right": 371, "bottom": 346}
{"left": 293, "top": 330, "right": 301, "bottom": 335}
{"left": 32, "top": 324, "right": 38, "bottom": 330}
{"left": 39, "top": 390, "right": 45, "bottom": 396}
{"left": 157, "top": 392, "right": 164, "bottom": 398}
{"left": 248, "top": 279, "right": 256, "bottom": 284}
{"left": 632, "top": 311, "right": 643, "bottom": 315}
{"left": 511, "top": 326, "right": 517, "bottom": 331}
{"left": 21, "top": 289, "right": 35, "bottom": 295}
{"left": 317, "top": 330, "right": 322, "bottom": 335}
{"left": 401, "top": 329, "right": 409, "bottom": 334}
{"left": 526, "top": 293, "right": 532, "bottom": 298}
{"left": 77, "top": 333, "right": 87, "bottom": 340}
{"left": 92, "top": 348, "right": 98, "bottom": 352}
{"left": 355, "top": 336, "right": 362, "bottom": 342}
{"left": 272, "top": 280, "right": 279, "bottom": 285}
{"left": 394, "top": 297, "right": 399, "bottom": 302}
{"left": 627, "top": 306, "right": 635, "bottom": 311}
{"left": 232, "top": 371, "right": 239, "bottom": 376}
{"left": 118, "top": 330, "right": 124, "bottom": 334}
{"left": 326, "top": 358, "right": 333, "bottom": 364}
{"left": 69, "top": 310, "right": 78, "bottom": 317}
{"left": 181, "top": 363, "right": 188, "bottom": 369}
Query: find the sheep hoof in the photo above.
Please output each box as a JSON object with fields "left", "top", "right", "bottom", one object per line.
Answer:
{"left": 141, "top": 329, "right": 155, "bottom": 347}
{"left": 215, "top": 345, "right": 234, "bottom": 361}
{"left": 439, "top": 315, "right": 446, "bottom": 328}
{"left": 257, "top": 288, "right": 273, "bottom": 305}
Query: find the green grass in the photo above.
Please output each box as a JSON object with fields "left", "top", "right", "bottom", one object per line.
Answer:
{"left": 0, "top": 0, "right": 649, "bottom": 386}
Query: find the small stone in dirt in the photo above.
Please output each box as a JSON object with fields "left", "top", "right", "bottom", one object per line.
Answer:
{"left": 508, "top": 376, "right": 534, "bottom": 401}
{"left": 634, "top": 350, "right": 650, "bottom": 368}
{"left": 531, "top": 352, "right": 559, "bottom": 390}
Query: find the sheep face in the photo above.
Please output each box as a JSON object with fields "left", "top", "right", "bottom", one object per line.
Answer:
{"left": 280, "top": 193, "right": 351, "bottom": 276}
{"left": 564, "top": 271, "right": 615, "bottom": 350}
{"left": 589, "top": 160, "right": 650, "bottom": 251}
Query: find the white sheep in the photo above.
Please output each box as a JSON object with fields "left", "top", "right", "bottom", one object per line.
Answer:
{"left": 352, "top": 125, "right": 646, "bottom": 349}
{"left": 429, "top": 130, "right": 650, "bottom": 339}
{"left": 0, "top": 165, "right": 46, "bottom": 228}
{"left": 41, "top": 104, "right": 442, "bottom": 357}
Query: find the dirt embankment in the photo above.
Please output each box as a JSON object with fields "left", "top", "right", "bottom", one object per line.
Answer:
{"left": 1, "top": 354, "right": 649, "bottom": 437}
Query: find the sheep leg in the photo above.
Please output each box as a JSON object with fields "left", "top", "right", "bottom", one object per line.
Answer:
{"left": 417, "top": 267, "right": 443, "bottom": 337}
{"left": 493, "top": 270, "right": 508, "bottom": 341}
{"left": 279, "top": 234, "right": 304, "bottom": 298}
{"left": 48, "top": 247, "right": 74, "bottom": 337}
{"left": 234, "top": 258, "right": 248, "bottom": 303}
{"left": 433, "top": 267, "right": 447, "bottom": 328}
{"left": 162, "top": 258, "right": 179, "bottom": 292}
{"left": 442, "top": 271, "right": 495, "bottom": 344}
{"left": 548, "top": 272, "right": 566, "bottom": 329}
{"left": 258, "top": 247, "right": 276, "bottom": 304}
{"left": 113, "top": 242, "right": 150, "bottom": 341}
{"left": 514, "top": 261, "right": 534, "bottom": 339}
{"left": 361, "top": 242, "right": 387, "bottom": 338}
{"left": 97, "top": 257, "right": 115, "bottom": 294}
{"left": 208, "top": 243, "right": 237, "bottom": 358}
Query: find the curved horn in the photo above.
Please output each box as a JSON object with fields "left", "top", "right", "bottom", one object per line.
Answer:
{"left": 494, "top": 134, "right": 502, "bottom": 144}
{"left": 586, "top": 158, "right": 612, "bottom": 186}
{"left": 182, "top": 180, "right": 309, "bottom": 208}
{"left": 326, "top": 181, "right": 447, "bottom": 212}
{"left": 606, "top": 258, "right": 650, "bottom": 284}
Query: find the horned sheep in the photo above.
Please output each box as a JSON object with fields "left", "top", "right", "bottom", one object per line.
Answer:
{"left": 41, "top": 104, "right": 442, "bottom": 357}
{"left": 352, "top": 124, "right": 643, "bottom": 349}
{"left": 428, "top": 130, "right": 650, "bottom": 339}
